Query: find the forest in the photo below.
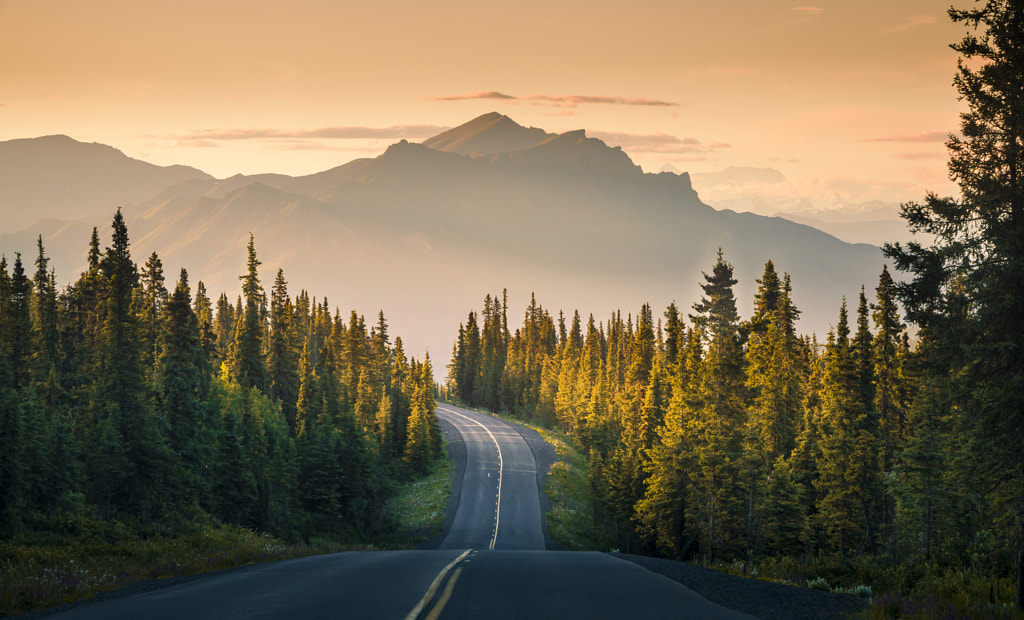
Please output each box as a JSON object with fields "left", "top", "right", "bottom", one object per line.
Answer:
{"left": 445, "top": 4, "right": 1024, "bottom": 606}
{"left": 0, "top": 211, "right": 444, "bottom": 542}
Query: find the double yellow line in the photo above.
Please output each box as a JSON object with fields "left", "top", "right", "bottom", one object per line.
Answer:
{"left": 405, "top": 550, "right": 473, "bottom": 620}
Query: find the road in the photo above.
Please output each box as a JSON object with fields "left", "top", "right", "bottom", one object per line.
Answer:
{"left": 434, "top": 404, "right": 545, "bottom": 551}
{"left": 44, "top": 403, "right": 755, "bottom": 619}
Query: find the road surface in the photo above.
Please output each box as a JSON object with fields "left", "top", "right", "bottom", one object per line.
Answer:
{"left": 434, "top": 404, "right": 545, "bottom": 551}
{"left": 44, "top": 403, "right": 755, "bottom": 619}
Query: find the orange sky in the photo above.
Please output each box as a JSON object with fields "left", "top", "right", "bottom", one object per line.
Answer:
{"left": 1, "top": 0, "right": 964, "bottom": 210}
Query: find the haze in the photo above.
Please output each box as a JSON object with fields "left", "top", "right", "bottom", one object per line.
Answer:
{"left": 1, "top": 0, "right": 960, "bottom": 211}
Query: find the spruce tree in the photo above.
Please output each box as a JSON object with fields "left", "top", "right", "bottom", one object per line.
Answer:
{"left": 267, "top": 269, "right": 299, "bottom": 434}
{"left": 228, "top": 234, "right": 267, "bottom": 391}
{"left": 883, "top": 1, "right": 1024, "bottom": 586}
{"left": 687, "top": 250, "right": 747, "bottom": 556}
{"left": 158, "top": 269, "right": 205, "bottom": 499}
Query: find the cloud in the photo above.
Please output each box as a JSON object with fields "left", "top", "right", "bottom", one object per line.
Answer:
{"left": 423, "top": 92, "right": 679, "bottom": 108}
{"left": 893, "top": 152, "right": 945, "bottom": 160}
{"left": 424, "top": 91, "right": 517, "bottom": 101}
{"left": 790, "top": 7, "right": 824, "bottom": 15}
{"left": 589, "top": 131, "right": 729, "bottom": 154}
{"left": 174, "top": 139, "right": 220, "bottom": 148}
{"left": 863, "top": 130, "right": 950, "bottom": 143}
{"left": 171, "top": 125, "right": 449, "bottom": 143}
{"left": 883, "top": 14, "right": 936, "bottom": 34}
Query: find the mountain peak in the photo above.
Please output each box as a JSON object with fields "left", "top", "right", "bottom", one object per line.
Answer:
{"left": 423, "top": 112, "right": 553, "bottom": 156}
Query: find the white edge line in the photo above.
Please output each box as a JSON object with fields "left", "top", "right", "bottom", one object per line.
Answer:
{"left": 437, "top": 406, "right": 503, "bottom": 550}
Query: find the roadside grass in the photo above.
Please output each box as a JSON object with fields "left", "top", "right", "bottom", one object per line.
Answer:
{"left": 1, "top": 458, "right": 452, "bottom": 617}
{"left": 0, "top": 524, "right": 352, "bottom": 617}
{"left": 386, "top": 458, "right": 453, "bottom": 546}
{"left": 533, "top": 428, "right": 615, "bottom": 552}
{"left": 706, "top": 555, "right": 1024, "bottom": 620}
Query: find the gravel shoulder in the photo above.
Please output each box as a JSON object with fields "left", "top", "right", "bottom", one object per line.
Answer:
{"left": 611, "top": 553, "right": 869, "bottom": 620}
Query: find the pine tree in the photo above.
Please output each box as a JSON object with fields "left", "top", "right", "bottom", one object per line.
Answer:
{"left": 228, "top": 234, "right": 267, "bottom": 391}
{"left": 267, "top": 269, "right": 299, "bottom": 434}
{"left": 883, "top": 1, "right": 1024, "bottom": 581}
{"left": 136, "top": 251, "right": 168, "bottom": 375}
{"left": 93, "top": 209, "right": 168, "bottom": 520}
{"left": 30, "top": 237, "right": 61, "bottom": 388}
{"left": 813, "top": 301, "right": 877, "bottom": 555}
{"left": 158, "top": 269, "right": 205, "bottom": 501}
{"left": 687, "top": 250, "right": 747, "bottom": 556}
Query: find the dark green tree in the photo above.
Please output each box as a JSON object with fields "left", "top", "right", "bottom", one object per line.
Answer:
{"left": 883, "top": 0, "right": 1024, "bottom": 584}
{"left": 228, "top": 234, "right": 267, "bottom": 391}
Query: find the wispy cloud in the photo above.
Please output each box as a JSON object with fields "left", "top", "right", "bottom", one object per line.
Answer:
{"left": 590, "top": 131, "right": 729, "bottom": 154}
{"left": 423, "top": 92, "right": 679, "bottom": 108}
{"left": 863, "top": 130, "right": 950, "bottom": 143}
{"left": 425, "top": 91, "right": 516, "bottom": 101}
{"left": 169, "top": 125, "right": 449, "bottom": 144}
{"left": 893, "top": 152, "right": 944, "bottom": 160}
{"left": 790, "top": 7, "right": 824, "bottom": 15}
{"left": 883, "top": 14, "right": 936, "bottom": 34}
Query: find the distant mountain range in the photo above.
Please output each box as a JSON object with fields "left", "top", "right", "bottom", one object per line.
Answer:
{"left": 0, "top": 113, "right": 891, "bottom": 362}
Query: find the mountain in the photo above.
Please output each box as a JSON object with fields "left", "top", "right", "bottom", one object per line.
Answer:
{"left": 0, "top": 114, "right": 890, "bottom": 364}
{"left": 422, "top": 112, "right": 553, "bottom": 156}
{"left": 0, "top": 135, "right": 212, "bottom": 231}
{"left": 691, "top": 166, "right": 788, "bottom": 187}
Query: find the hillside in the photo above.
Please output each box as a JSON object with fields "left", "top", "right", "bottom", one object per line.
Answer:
{"left": 0, "top": 114, "right": 888, "bottom": 361}
{"left": 0, "top": 135, "right": 211, "bottom": 231}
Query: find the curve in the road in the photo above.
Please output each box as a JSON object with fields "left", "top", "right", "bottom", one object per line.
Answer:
{"left": 435, "top": 404, "right": 545, "bottom": 551}
{"left": 438, "top": 407, "right": 503, "bottom": 550}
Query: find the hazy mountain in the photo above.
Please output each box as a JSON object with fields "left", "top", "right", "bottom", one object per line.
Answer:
{"left": 0, "top": 113, "right": 891, "bottom": 365}
{"left": 771, "top": 202, "right": 910, "bottom": 246}
{"left": 422, "top": 111, "right": 553, "bottom": 156}
{"left": 691, "top": 166, "right": 788, "bottom": 187}
{"left": 0, "top": 135, "right": 212, "bottom": 231}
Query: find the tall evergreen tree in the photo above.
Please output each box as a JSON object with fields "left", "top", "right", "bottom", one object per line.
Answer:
{"left": 228, "top": 234, "right": 267, "bottom": 391}
{"left": 883, "top": 1, "right": 1024, "bottom": 583}
{"left": 158, "top": 269, "right": 206, "bottom": 501}
{"left": 267, "top": 269, "right": 299, "bottom": 434}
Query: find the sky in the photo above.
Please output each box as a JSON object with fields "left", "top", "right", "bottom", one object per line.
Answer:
{"left": 1, "top": 0, "right": 965, "bottom": 212}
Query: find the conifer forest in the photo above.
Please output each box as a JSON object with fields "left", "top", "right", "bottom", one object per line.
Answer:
{"left": 446, "top": 4, "right": 1024, "bottom": 589}
{"left": 0, "top": 212, "right": 444, "bottom": 541}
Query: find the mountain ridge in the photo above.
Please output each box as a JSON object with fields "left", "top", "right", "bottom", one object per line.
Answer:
{"left": 0, "top": 115, "right": 889, "bottom": 364}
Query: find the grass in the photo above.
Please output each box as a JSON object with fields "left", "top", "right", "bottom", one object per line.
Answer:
{"left": 534, "top": 427, "right": 615, "bottom": 551}
{"left": 704, "top": 555, "right": 1024, "bottom": 620}
{"left": 0, "top": 524, "right": 352, "bottom": 617}
{"left": 387, "top": 458, "right": 454, "bottom": 545}
{"left": 0, "top": 458, "right": 453, "bottom": 617}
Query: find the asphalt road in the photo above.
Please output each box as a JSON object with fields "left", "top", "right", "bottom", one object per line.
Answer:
{"left": 434, "top": 404, "right": 545, "bottom": 551}
{"left": 43, "top": 404, "right": 755, "bottom": 619}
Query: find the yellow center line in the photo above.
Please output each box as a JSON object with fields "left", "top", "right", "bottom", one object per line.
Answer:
{"left": 424, "top": 566, "right": 463, "bottom": 620}
{"left": 404, "top": 550, "right": 471, "bottom": 620}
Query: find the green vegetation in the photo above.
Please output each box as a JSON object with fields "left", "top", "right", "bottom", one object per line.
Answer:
{"left": 0, "top": 522, "right": 355, "bottom": 616}
{"left": 0, "top": 215, "right": 446, "bottom": 614}
{"left": 387, "top": 458, "right": 453, "bottom": 544}
{"left": 444, "top": 5, "right": 1024, "bottom": 616}
{"left": 535, "top": 427, "right": 614, "bottom": 551}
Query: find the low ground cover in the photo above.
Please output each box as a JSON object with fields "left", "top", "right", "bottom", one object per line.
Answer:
{"left": 1, "top": 461, "right": 452, "bottom": 617}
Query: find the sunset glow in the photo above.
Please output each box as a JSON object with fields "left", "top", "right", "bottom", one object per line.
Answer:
{"left": 1, "top": 0, "right": 962, "bottom": 209}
